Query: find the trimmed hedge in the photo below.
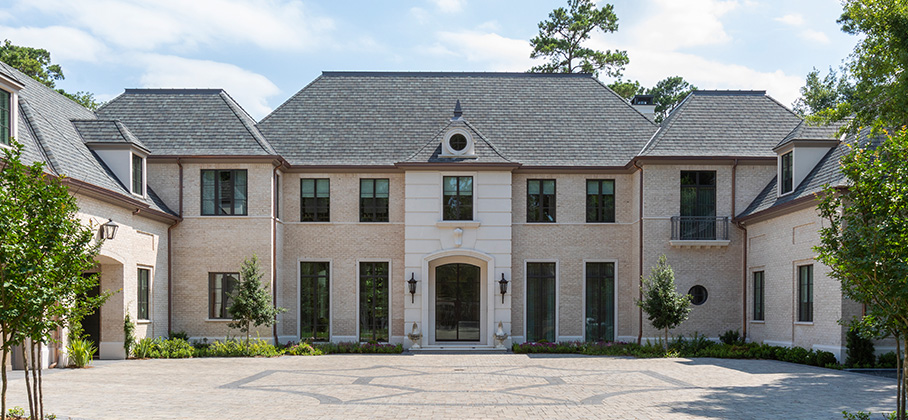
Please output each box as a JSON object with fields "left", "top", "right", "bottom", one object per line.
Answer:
{"left": 131, "top": 338, "right": 403, "bottom": 359}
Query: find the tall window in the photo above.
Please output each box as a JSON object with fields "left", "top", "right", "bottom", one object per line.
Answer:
{"left": 443, "top": 176, "right": 473, "bottom": 220}
{"left": 274, "top": 174, "right": 281, "bottom": 220}
{"left": 137, "top": 268, "right": 150, "bottom": 320}
{"left": 585, "top": 262, "right": 615, "bottom": 342}
{"left": 527, "top": 179, "right": 556, "bottom": 223}
{"left": 201, "top": 170, "right": 247, "bottom": 215}
{"left": 753, "top": 271, "right": 765, "bottom": 321}
{"left": 798, "top": 264, "right": 813, "bottom": 322}
{"left": 360, "top": 179, "right": 390, "bottom": 222}
{"left": 359, "top": 262, "right": 389, "bottom": 342}
{"left": 781, "top": 152, "right": 793, "bottom": 194}
{"left": 0, "top": 89, "right": 10, "bottom": 146}
{"left": 209, "top": 272, "right": 238, "bottom": 319}
{"left": 132, "top": 154, "right": 143, "bottom": 195}
{"left": 526, "top": 262, "right": 556, "bottom": 343}
{"left": 300, "top": 262, "right": 330, "bottom": 341}
{"left": 300, "top": 178, "right": 330, "bottom": 222}
{"left": 680, "top": 171, "right": 717, "bottom": 239}
{"left": 586, "top": 180, "right": 615, "bottom": 223}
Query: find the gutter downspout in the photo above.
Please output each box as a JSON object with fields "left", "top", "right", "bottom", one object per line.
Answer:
{"left": 634, "top": 160, "right": 644, "bottom": 345}
{"left": 731, "top": 159, "right": 748, "bottom": 341}
{"left": 167, "top": 158, "right": 183, "bottom": 336}
{"left": 272, "top": 165, "right": 279, "bottom": 345}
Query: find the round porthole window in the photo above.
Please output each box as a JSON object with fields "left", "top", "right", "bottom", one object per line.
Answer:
{"left": 449, "top": 133, "right": 468, "bottom": 151}
{"left": 688, "top": 285, "right": 708, "bottom": 305}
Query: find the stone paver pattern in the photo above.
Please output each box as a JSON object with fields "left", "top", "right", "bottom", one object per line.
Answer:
{"left": 3, "top": 354, "right": 896, "bottom": 419}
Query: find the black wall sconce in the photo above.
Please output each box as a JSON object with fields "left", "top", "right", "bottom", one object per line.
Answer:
{"left": 100, "top": 219, "right": 119, "bottom": 240}
{"left": 408, "top": 273, "right": 418, "bottom": 303}
{"left": 499, "top": 273, "right": 509, "bottom": 304}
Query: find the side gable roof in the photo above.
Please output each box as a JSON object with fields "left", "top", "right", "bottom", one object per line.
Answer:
{"left": 258, "top": 72, "right": 657, "bottom": 167}
{"left": 97, "top": 89, "right": 276, "bottom": 156}
{"left": 640, "top": 90, "right": 802, "bottom": 158}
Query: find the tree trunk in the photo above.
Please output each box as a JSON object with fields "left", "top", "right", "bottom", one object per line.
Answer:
{"left": 21, "top": 345, "right": 32, "bottom": 420}
{"left": 902, "top": 335, "right": 908, "bottom": 420}
{"left": 897, "top": 335, "right": 903, "bottom": 420}
{"left": 29, "top": 343, "right": 38, "bottom": 420}
{"left": 1, "top": 336, "right": 7, "bottom": 420}
{"left": 36, "top": 343, "right": 43, "bottom": 420}
{"left": 664, "top": 328, "right": 669, "bottom": 352}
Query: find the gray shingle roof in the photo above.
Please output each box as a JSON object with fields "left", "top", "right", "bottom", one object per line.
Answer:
{"left": 775, "top": 119, "right": 843, "bottom": 149}
{"left": 0, "top": 61, "right": 175, "bottom": 216}
{"left": 72, "top": 119, "right": 151, "bottom": 153}
{"left": 258, "top": 72, "right": 657, "bottom": 166}
{"left": 403, "top": 119, "right": 512, "bottom": 163}
{"left": 97, "top": 89, "right": 276, "bottom": 156}
{"left": 640, "top": 91, "right": 802, "bottom": 157}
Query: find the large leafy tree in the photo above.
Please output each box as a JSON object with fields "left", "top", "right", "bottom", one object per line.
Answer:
{"left": 0, "top": 40, "right": 101, "bottom": 110}
{"left": 228, "top": 255, "right": 285, "bottom": 348}
{"left": 816, "top": 129, "right": 908, "bottom": 419}
{"left": 645, "top": 76, "right": 697, "bottom": 123}
{"left": 607, "top": 78, "right": 643, "bottom": 100}
{"left": 528, "top": 0, "right": 629, "bottom": 77}
{"left": 792, "top": 67, "right": 854, "bottom": 117}
{"left": 0, "top": 141, "right": 102, "bottom": 420}
{"left": 638, "top": 255, "right": 691, "bottom": 350}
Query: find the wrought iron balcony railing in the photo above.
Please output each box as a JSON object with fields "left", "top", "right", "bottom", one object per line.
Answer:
{"left": 671, "top": 216, "right": 729, "bottom": 241}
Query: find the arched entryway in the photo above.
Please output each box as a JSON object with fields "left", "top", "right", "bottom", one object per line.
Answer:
{"left": 425, "top": 253, "right": 491, "bottom": 346}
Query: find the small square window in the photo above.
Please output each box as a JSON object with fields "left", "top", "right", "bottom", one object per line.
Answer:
{"left": 201, "top": 170, "right": 247, "bottom": 215}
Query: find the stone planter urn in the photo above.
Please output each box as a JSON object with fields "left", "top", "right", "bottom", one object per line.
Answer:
{"left": 407, "top": 322, "right": 423, "bottom": 350}
{"left": 494, "top": 321, "right": 509, "bottom": 349}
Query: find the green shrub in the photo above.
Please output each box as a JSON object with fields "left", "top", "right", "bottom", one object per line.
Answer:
{"left": 124, "top": 314, "right": 136, "bottom": 358}
{"left": 133, "top": 337, "right": 156, "bottom": 359}
{"left": 815, "top": 350, "right": 838, "bottom": 367}
{"left": 284, "top": 342, "right": 323, "bottom": 356}
{"left": 845, "top": 326, "right": 875, "bottom": 368}
{"left": 132, "top": 337, "right": 193, "bottom": 359}
{"left": 194, "top": 338, "right": 281, "bottom": 358}
{"left": 311, "top": 341, "right": 403, "bottom": 354}
{"left": 8, "top": 406, "right": 25, "bottom": 418}
{"left": 719, "top": 329, "right": 743, "bottom": 345}
{"left": 877, "top": 351, "right": 898, "bottom": 368}
{"left": 670, "top": 333, "right": 716, "bottom": 354}
{"left": 169, "top": 331, "right": 189, "bottom": 341}
{"left": 66, "top": 336, "right": 96, "bottom": 368}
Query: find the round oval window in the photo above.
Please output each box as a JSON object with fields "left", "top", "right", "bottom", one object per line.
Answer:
{"left": 688, "top": 285, "right": 708, "bottom": 305}
{"left": 449, "top": 134, "right": 468, "bottom": 151}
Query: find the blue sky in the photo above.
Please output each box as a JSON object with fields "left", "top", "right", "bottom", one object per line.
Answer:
{"left": 1, "top": 0, "right": 856, "bottom": 120}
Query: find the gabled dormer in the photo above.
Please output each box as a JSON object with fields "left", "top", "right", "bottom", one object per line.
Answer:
{"left": 72, "top": 120, "right": 151, "bottom": 197}
{"left": 0, "top": 70, "right": 25, "bottom": 147}
{"left": 773, "top": 121, "right": 841, "bottom": 197}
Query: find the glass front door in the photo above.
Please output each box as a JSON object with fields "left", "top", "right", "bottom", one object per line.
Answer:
{"left": 585, "top": 262, "right": 615, "bottom": 342}
{"left": 435, "top": 263, "right": 480, "bottom": 341}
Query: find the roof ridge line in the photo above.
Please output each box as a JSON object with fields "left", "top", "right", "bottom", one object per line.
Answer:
{"left": 638, "top": 91, "right": 695, "bottom": 156}
{"left": 462, "top": 120, "right": 513, "bottom": 162}
{"left": 589, "top": 77, "right": 657, "bottom": 127}
{"left": 259, "top": 75, "right": 323, "bottom": 124}
{"left": 217, "top": 91, "right": 276, "bottom": 155}
{"left": 17, "top": 99, "right": 59, "bottom": 176}
{"left": 403, "top": 122, "right": 452, "bottom": 162}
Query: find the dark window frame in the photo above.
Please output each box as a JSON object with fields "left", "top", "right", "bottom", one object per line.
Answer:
{"left": 586, "top": 179, "right": 616, "bottom": 223}
{"left": 208, "top": 272, "right": 239, "bottom": 319}
{"left": 585, "top": 262, "right": 615, "bottom": 342}
{"left": 132, "top": 154, "right": 143, "bottom": 195}
{"left": 527, "top": 179, "right": 556, "bottom": 223}
{"left": 274, "top": 173, "right": 281, "bottom": 220}
{"left": 137, "top": 267, "right": 150, "bottom": 320}
{"left": 360, "top": 178, "right": 390, "bottom": 222}
{"left": 753, "top": 271, "right": 765, "bottom": 321}
{"left": 200, "top": 169, "right": 248, "bottom": 216}
{"left": 443, "top": 176, "right": 473, "bottom": 221}
{"left": 0, "top": 89, "right": 10, "bottom": 146}
{"left": 781, "top": 151, "right": 794, "bottom": 194}
{"left": 688, "top": 285, "right": 708, "bottom": 305}
{"left": 526, "top": 262, "right": 557, "bottom": 343}
{"left": 359, "top": 261, "right": 390, "bottom": 342}
{"left": 300, "top": 178, "right": 330, "bottom": 222}
{"left": 798, "top": 264, "right": 813, "bottom": 322}
{"left": 300, "top": 261, "right": 330, "bottom": 341}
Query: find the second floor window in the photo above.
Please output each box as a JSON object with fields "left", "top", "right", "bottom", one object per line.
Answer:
{"left": 301, "top": 178, "right": 330, "bottom": 222}
{"left": 781, "top": 151, "right": 793, "bottom": 194}
{"left": 527, "top": 179, "right": 556, "bottom": 223}
{"left": 360, "top": 179, "right": 389, "bottom": 222}
{"left": 679, "top": 171, "right": 716, "bottom": 240}
{"left": 1, "top": 89, "right": 10, "bottom": 145}
{"left": 132, "top": 154, "right": 143, "bottom": 195}
{"left": 586, "top": 180, "right": 615, "bottom": 223}
{"left": 201, "top": 170, "right": 247, "bottom": 215}
{"left": 443, "top": 176, "right": 473, "bottom": 220}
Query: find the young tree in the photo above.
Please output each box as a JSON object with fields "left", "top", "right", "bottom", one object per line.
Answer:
{"left": 528, "top": 0, "right": 629, "bottom": 77}
{"left": 816, "top": 129, "right": 908, "bottom": 419}
{"left": 607, "top": 78, "right": 643, "bottom": 100}
{"left": 645, "top": 76, "right": 697, "bottom": 123}
{"left": 227, "top": 255, "right": 285, "bottom": 348}
{"left": 638, "top": 255, "right": 691, "bottom": 350}
{"left": 792, "top": 67, "right": 854, "bottom": 117}
{"left": 0, "top": 141, "right": 102, "bottom": 420}
{"left": 0, "top": 39, "right": 101, "bottom": 110}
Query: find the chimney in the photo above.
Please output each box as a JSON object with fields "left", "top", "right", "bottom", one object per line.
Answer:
{"left": 631, "top": 94, "right": 656, "bottom": 121}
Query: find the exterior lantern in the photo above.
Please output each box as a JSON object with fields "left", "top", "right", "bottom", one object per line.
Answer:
{"left": 408, "top": 273, "right": 418, "bottom": 303}
{"left": 499, "top": 273, "right": 509, "bottom": 304}
{"left": 100, "top": 219, "right": 119, "bottom": 240}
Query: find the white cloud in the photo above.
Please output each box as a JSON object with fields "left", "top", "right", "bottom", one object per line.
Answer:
{"left": 429, "top": 0, "right": 465, "bottom": 13}
{"left": 135, "top": 54, "right": 280, "bottom": 119}
{"left": 775, "top": 13, "right": 805, "bottom": 26}
{"left": 800, "top": 29, "right": 830, "bottom": 44}
{"left": 19, "top": 0, "right": 335, "bottom": 52}
{"left": 0, "top": 25, "right": 109, "bottom": 63}
{"left": 409, "top": 7, "right": 431, "bottom": 25}
{"left": 431, "top": 31, "right": 533, "bottom": 71}
{"left": 629, "top": 0, "right": 738, "bottom": 51}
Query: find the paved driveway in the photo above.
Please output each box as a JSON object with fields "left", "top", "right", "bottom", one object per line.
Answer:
{"left": 3, "top": 354, "right": 896, "bottom": 419}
